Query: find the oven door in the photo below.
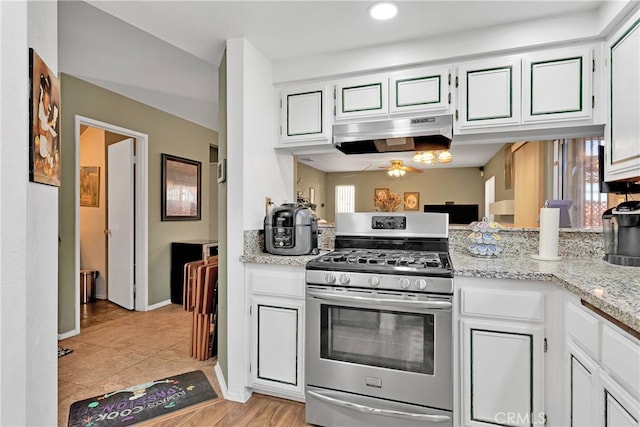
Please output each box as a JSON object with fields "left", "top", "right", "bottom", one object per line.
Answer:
{"left": 305, "top": 284, "right": 452, "bottom": 412}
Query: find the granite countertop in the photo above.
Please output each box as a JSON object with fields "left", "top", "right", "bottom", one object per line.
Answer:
{"left": 452, "top": 251, "right": 640, "bottom": 334}
{"left": 240, "top": 250, "right": 640, "bottom": 334}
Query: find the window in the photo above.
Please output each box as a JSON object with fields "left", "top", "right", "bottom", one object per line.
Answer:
{"left": 559, "top": 137, "right": 607, "bottom": 228}
{"left": 335, "top": 185, "right": 355, "bottom": 213}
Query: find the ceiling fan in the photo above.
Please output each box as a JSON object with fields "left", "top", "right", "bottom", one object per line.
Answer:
{"left": 379, "top": 160, "right": 423, "bottom": 177}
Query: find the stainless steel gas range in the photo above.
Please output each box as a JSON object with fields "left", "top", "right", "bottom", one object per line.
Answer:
{"left": 305, "top": 212, "right": 454, "bottom": 427}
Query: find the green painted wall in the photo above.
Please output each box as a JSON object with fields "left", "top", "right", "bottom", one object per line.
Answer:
{"left": 217, "top": 51, "right": 228, "bottom": 380}
{"left": 58, "top": 74, "right": 217, "bottom": 334}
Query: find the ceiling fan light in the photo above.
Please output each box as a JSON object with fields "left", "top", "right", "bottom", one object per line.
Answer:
{"left": 369, "top": 2, "right": 398, "bottom": 20}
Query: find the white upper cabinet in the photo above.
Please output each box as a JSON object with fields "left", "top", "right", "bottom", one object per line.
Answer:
{"left": 334, "top": 74, "right": 388, "bottom": 120}
{"left": 456, "top": 56, "right": 522, "bottom": 129}
{"left": 522, "top": 46, "right": 593, "bottom": 123}
{"left": 606, "top": 10, "right": 640, "bottom": 182}
{"left": 389, "top": 66, "right": 452, "bottom": 115}
{"left": 278, "top": 83, "right": 331, "bottom": 146}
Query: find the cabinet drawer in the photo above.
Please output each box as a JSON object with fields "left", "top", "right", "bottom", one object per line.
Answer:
{"left": 247, "top": 265, "right": 305, "bottom": 298}
{"left": 460, "top": 288, "right": 544, "bottom": 322}
{"left": 566, "top": 301, "right": 600, "bottom": 360}
{"left": 602, "top": 324, "right": 640, "bottom": 397}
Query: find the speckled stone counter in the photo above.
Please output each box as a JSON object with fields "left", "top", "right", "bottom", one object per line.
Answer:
{"left": 241, "top": 225, "right": 640, "bottom": 334}
{"left": 452, "top": 251, "right": 640, "bottom": 334}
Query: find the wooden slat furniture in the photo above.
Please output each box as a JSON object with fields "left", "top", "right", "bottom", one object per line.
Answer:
{"left": 183, "top": 256, "right": 218, "bottom": 360}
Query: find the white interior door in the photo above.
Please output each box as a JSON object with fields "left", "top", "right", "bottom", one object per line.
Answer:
{"left": 107, "top": 138, "right": 135, "bottom": 310}
{"left": 485, "top": 175, "right": 495, "bottom": 222}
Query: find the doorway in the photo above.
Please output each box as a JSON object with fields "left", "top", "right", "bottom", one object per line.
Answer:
{"left": 74, "top": 116, "right": 149, "bottom": 333}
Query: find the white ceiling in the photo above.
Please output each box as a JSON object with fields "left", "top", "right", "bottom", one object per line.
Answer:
{"left": 86, "top": 0, "right": 605, "bottom": 66}
{"left": 80, "top": 0, "right": 608, "bottom": 172}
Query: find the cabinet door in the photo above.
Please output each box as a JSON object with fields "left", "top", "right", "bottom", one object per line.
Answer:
{"left": 522, "top": 46, "right": 592, "bottom": 122}
{"left": 279, "top": 84, "right": 330, "bottom": 144}
{"left": 251, "top": 296, "right": 304, "bottom": 397}
{"left": 456, "top": 57, "right": 522, "bottom": 129}
{"left": 600, "top": 371, "right": 640, "bottom": 427}
{"left": 389, "top": 66, "right": 451, "bottom": 115}
{"left": 461, "top": 319, "right": 544, "bottom": 427}
{"left": 566, "top": 341, "right": 600, "bottom": 426}
{"left": 607, "top": 13, "right": 640, "bottom": 181}
{"left": 335, "top": 75, "right": 388, "bottom": 120}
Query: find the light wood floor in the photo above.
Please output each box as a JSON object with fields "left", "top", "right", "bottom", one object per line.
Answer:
{"left": 59, "top": 301, "right": 308, "bottom": 426}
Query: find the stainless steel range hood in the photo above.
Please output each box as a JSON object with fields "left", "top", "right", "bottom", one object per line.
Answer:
{"left": 333, "top": 115, "right": 453, "bottom": 155}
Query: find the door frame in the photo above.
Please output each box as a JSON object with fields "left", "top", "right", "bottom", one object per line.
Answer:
{"left": 74, "top": 115, "right": 149, "bottom": 331}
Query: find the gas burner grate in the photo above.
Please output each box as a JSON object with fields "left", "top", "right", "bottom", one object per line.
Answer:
{"left": 316, "top": 249, "right": 445, "bottom": 271}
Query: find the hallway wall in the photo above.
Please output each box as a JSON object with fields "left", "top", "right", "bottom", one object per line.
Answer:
{"left": 79, "top": 127, "right": 107, "bottom": 298}
{"left": 59, "top": 75, "right": 218, "bottom": 334}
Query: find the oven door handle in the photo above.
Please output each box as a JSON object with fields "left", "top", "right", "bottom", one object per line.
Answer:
{"left": 307, "top": 390, "right": 451, "bottom": 423}
{"left": 307, "top": 290, "right": 451, "bottom": 311}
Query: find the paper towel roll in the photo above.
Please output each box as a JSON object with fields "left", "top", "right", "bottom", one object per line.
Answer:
{"left": 539, "top": 207, "right": 560, "bottom": 258}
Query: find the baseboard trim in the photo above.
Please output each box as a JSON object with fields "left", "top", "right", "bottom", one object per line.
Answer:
{"left": 147, "top": 299, "right": 172, "bottom": 311}
{"left": 213, "top": 362, "right": 252, "bottom": 403}
{"left": 58, "top": 328, "right": 79, "bottom": 340}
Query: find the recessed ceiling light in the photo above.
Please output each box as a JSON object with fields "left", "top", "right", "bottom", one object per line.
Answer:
{"left": 369, "top": 2, "right": 398, "bottom": 20}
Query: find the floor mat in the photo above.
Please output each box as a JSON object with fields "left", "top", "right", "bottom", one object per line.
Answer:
{"left": 58, "top": 347, "right": 73, "bottom": 358}
{"left": 67, "top": 370, "right": 218, "bottom": 427}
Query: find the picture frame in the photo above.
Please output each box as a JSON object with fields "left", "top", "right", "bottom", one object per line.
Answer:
{"left": 80, "top": 166, "right": 100, "bottom": 207}
{"left": 374, "top": 188, "right": 389, "bottom": 201}
{"left": 217, "top": 158, "right": 226, "bottom": 184}
{"left": 161, "top": 153, "right": 201, "bottom": 221}
{"left": 29, "top": 48, "right": 61, "bottom": 187}
{"left": 404, "top": 192, "right": 420, "bottom": 211}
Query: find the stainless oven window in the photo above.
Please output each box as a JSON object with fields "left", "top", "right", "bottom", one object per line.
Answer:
{"left": 320, "top": 304, "right": 435, "bottom": 374}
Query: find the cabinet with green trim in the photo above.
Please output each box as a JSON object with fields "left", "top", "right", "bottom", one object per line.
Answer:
{"left": 334, "top": 74, "right": 388, "bottom": 121}
{"left": 456, "top": 282, "right": 548, "bottom": 427}
{"left": 247, "top": 264, "right": 305, "bottom": 402}
{"left": 455, "top": 56, "right": 522, "bottom": 130}
{"left": 389, "top": 65, "right": 452, "bottom": 115}
{"left": 278, "top": 83, "right": 331, "bottom": 146}
{"left": 606, "top": 10, "right": 640, "bottom": 182}
{"left": 522, "top": 46, "right": 593, "bottom": 123}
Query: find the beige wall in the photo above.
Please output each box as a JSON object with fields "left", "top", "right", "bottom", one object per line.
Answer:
{"left": 79, "top": 127, "right": 107, "bottom": 298}
{"left": 324, "top": 167, "right": 485, "bottom": 223}
{"left": 484, "top": 144, "right": 515, "bottom": 204}
{"left": 295, "top": 162, "right": 328, "bottom": 220}
{"left": 59, "top": 74, "right": 218, "bottom": 333}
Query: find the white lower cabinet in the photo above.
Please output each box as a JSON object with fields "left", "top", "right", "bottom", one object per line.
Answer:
{"left": 566, "top": 341, "right": 600, "bottom": 426}
{"left": 456, "top": 280, "right": 548, "bottom": 427}
{"left": 461, "top": 319, "right": 545, "bottom": 427}
{"left": 247, "top": 264, "right": 305, "bottom": 401}
{"left": 564, "top": 298, "right": 640, "bottom": 426}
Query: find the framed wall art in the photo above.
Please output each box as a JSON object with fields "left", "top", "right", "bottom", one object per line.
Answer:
{"left": 80, "top": 166, "right": 100, "bottom": 207}
{"left": 29, "top": 48, "right": 61, "bottom": 186}
{"left": 161, "top": 154, "right": 202, "bottom": 221}
{"left": 404, "top": 192, "right": 420, "bottom": 211}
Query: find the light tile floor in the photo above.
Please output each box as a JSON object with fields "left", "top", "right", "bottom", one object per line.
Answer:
{"left": 59, "top": 301, "right": 307, "bottom": 426}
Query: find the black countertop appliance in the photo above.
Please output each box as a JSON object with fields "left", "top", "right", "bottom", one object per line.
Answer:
{"left": 264, "top": 203, "right": 319, "bottom": 255}
{"left": 603, "top": 200, "right": 640, "bottom": 266}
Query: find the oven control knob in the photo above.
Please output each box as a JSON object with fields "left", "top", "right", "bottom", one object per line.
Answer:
{"left": 399, "top": 278, "right": 411, "bottom": 289}
{"left": 368, "top": 276, "right": 380, "bottom": 287}
{"left": 324, "top": 273, "right": 336, "bottom": 284}
{"left": 339, "top": 274, "right": 350, "bottom": 285}
{"left": 416, "top": 279, "right": 428, "bottom": 290}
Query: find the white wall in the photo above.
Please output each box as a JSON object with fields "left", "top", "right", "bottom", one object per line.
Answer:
{"left": 80, "top": 127, "right": 107, "bottom": 298}
{"left": 0, "top": 1, "right": 58, "bottom": 424}
{"left": 224, "top": 38, "right": 293, "bottom": 401}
